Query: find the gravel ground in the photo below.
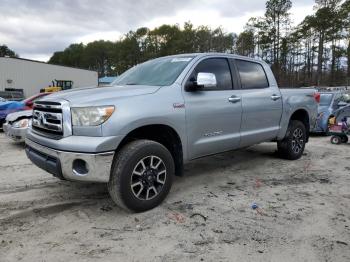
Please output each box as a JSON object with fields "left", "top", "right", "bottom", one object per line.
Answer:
{"left": 0, "top": 133, "right": 349, "bottom": 262}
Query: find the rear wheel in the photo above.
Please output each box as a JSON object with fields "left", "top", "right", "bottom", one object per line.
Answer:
{"left": 331, "top": 135, "right": 342, "bottom": 145}
{"left": 108, "top": 140, "right": 174, "bottom": 212}
{"left": 331, "top": 136, "right": 342, "bottom": 145}
{"left": 277, "top": 120, "right": 306, "bottom": 160}
{"left": 341, "top": 135, "right": 348, "bottom": 143}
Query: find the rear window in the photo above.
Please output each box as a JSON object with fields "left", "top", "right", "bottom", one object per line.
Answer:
{"left": 320, "top": 94, "right": 334, "bottom": 106}
{"left": 236, "top": 60, "right": 269, "bottom": 89}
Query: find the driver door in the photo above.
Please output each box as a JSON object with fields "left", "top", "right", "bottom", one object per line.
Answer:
{"left": 183, "top": 57, "right": 242, "bottom": 159}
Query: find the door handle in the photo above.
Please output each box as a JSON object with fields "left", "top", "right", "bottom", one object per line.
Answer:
{"left": 228, "top": 96, "right": 241, "bottom": 103}
{"left": 271, "top": 94, "right": 281, "bottom": 101}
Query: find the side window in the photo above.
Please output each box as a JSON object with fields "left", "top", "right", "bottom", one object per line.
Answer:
{"left": 192, "top": 58, "right": 233, "bottom": 90}
{"left": 236, "top": 60, "right": 269, "bottom": 89}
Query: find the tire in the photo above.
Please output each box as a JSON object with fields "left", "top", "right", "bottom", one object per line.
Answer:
{"left": 331, "top": 135, "right": 342, "bottom": 145}
{"left": 341, "top": 136, "right": 348, "bottom": 143}
{"left": 277, "top": 120, "right": 306, "bottom": 160}
{"left": 108, "top": 140, "right": 175, "bottom": 212}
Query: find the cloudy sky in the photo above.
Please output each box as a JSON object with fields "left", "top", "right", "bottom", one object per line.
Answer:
{"left": 0, "top": 0, "right": 315, "bottom": 62}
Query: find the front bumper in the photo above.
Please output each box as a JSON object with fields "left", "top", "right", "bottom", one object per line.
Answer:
{"left": 25, "top": 138, "right": 114, "bottom": 183}
{"left": 3, "top": 123, "right": 27, "bottom": 142}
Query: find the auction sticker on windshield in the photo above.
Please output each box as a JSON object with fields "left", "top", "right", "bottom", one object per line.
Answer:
{"left": 171, "top": 57, "right": 193, "bottom": 62}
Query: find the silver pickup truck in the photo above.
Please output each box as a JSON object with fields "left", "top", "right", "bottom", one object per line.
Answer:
{"left": 25, "top": 53, "right": 318, "bottom": 212}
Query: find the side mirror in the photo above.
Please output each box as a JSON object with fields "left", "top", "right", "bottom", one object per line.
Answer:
{"left": 197, "top": 72, "right": 217, "bottom": 89}
{"left": 185, "top": 72, "right": 217, "bottom": 92}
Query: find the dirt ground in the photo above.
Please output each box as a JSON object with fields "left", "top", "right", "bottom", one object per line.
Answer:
{"left": 0, "top": 133, "right": 349, "bottom": 262}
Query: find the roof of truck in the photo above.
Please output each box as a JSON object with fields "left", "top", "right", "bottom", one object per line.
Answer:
{"left": 162, "top": 52, "right": 268, "bottom": 64}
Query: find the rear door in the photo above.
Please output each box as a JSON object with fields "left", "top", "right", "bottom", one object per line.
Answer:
{"left": 233, "top": 59, "right": 283, "bottom": 147}
{"left": 183, "top": 57, "right": 242, "bottom": 159}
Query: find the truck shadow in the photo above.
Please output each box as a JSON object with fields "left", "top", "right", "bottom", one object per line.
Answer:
{"left": 182, "top": 143, "right": 278, "bottom": 179}
{"left": 0, "top": 143, "right": 288, "bottom": 221}
{"left": 51, "top": 143, "right": 278, "bottom": 204}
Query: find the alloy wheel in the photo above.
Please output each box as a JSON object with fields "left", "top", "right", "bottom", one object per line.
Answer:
{"left": 130, "top": 156, "right": 167, "bottom": 200}
{"left": 291, "top": 127, "right": 304, "bottom": 154}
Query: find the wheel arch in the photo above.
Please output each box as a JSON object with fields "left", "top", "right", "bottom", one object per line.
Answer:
{"left": 115, "top": 124, "right": 184, "bottom": 176}
{"left": 290, "top": 109, "right": 310, "bottom": 142}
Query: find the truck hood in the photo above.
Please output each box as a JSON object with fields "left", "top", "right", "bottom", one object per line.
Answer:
{"left": 43, "top": 85, "right": 161, "bottom": 106}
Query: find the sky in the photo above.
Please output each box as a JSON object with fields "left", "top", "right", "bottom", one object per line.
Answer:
{"left": 0, "top": 0, "right": 315, "bottom": 62}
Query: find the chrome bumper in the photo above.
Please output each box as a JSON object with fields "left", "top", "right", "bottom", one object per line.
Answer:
{"left": 3, "top": 123, "right": 27, "bottom": 142}
{"left": 25, "top": 138, "right": 114, "bottom": 183}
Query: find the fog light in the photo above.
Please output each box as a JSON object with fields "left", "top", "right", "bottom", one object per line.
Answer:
{"left": 72, "top": 159, "right": 89, "bottom": 176}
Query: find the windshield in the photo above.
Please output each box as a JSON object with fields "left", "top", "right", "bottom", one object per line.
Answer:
{"left": 113, "top": 56, "right": 194, "bottom": 86}
{"left": 320, "top": 93, "right": 334, "bottom": 106}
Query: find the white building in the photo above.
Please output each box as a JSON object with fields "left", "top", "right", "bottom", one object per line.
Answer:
{"left": 0, "top": 57, "right": 98, "bottom": 97}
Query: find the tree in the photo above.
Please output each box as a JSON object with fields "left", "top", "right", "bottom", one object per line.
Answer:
{"left": 236, "top": 30, "right": 255, "bottom": 57}
{"left": 0, "top": 45, "right": 18, "bottom": 57}
{"left": 82, "top": 40, "right": 114, "bottom": 76}
{"left": 340, "top": 0, "right": 350, "bottom": 83}
{"left": 265, "top": 0, "right": 292, "bottom": 81}
{"left": 312, "top": 0, "right": 342, "bottom": 85}
{"left": 48, "top": 23, "right": 236, "bottom": 76}
{"left": 49, "top": 43, "right": 84, "bottom": 67}
{"left": 47, "top": 1, "right": 350, "bottom": 88}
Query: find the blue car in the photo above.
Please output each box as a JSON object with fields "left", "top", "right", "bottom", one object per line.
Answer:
{"left": 0, "top": 93, "right": 50, "bottom": 129}
{"left": 313, "top": 91, "right": 350, "bottom": 133}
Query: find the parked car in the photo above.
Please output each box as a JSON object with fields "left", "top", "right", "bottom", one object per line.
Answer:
{"left": 25, "top": 53, "right": 318, "bottom": 212}
{"left": 0, "top": 93, "right": 50, "bottom": 129}
{"left": 0, "top": 89, "right": 24, "bottom": 101}
{"left": 312, "top": 91, "right": 350, "bottom": 133}
{"left": 333, "top": 103, "right": 350, "bottom": 123}
{"left": 3, "top": 110, "right": 33, "bottom": 142}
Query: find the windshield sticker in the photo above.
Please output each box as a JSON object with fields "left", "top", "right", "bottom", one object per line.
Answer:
{"left": 171, "top": 58, "right": 192, "bottom": 63}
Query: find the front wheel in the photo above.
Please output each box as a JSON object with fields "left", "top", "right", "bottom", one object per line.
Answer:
{"left": 108, "top": 140, "right": 175, "bottom": 212}
{"left": 277, "top": 120, "right": 306, "bottom": 160}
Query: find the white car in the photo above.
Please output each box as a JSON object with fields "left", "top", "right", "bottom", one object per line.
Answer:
{"left": 3, "top": 110, "right": 32, "bottom": 142}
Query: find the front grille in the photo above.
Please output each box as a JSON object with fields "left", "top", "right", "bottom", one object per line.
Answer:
{"left": 32, "top": 101, "right": 64, "bottom": 137}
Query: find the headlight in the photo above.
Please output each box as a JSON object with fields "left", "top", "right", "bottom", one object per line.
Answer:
{"left": 13, "top": 118, "right": 30, "bottom": 128}
{"left": 71, "top": 106, "right": 115, "bottom": 126}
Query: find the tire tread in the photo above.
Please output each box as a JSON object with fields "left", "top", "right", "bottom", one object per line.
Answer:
{"left": 108, "top": 139, "right": 174, "bottom": 212}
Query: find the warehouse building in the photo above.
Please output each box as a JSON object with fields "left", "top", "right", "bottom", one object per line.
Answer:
{"left": 0, "top": 57, "right": 98, "bottom": 98}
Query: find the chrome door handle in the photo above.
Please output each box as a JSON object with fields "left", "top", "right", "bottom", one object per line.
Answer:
{"left": 271, "top": 94, "right": 281, "bottom": 101}
{"left": 228, "top": 96, "right": 241, "bottom": 103}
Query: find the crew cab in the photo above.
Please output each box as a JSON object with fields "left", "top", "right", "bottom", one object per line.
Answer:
{"left": 25, "top": 53, "right": 318, "bottom": 212}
